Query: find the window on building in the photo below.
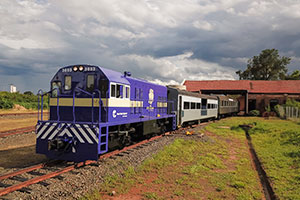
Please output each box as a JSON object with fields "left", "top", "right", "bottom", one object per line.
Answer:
{"left": 184, "top": 102, "right": 190, "bottom": 109}
{"left": 64, "top": 76, "right": 71, "bottom": 91}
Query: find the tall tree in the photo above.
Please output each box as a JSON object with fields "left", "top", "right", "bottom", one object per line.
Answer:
{"left": 236, "top": 49, "right": 291, "bottom": 80}
{"left": 285, "top": 70, "right": 300, "bottom": 80}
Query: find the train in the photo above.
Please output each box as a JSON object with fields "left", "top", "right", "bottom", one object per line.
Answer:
{"left": 36, "top": 64, "right": 239, "bottom": 162}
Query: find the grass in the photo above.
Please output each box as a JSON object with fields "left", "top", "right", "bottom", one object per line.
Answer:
{"left": 82, "top": 117, "right": 264, "bottom": 200}
{"left": 206, "top": 117, "right": 300, "bottom": 199}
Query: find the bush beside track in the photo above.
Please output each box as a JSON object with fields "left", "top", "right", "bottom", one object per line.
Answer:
{"left": 0, "top": 91, "right": 48, "bottom": 110}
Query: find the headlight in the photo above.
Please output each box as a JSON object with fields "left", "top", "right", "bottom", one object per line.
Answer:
{"left": 79, "top": 66, "right": 84, "bottom": 71}
{"left": 73, "top": 66, "right": 78, "bottom": 72}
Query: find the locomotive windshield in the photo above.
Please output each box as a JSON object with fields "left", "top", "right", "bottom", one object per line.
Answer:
{"left": 64, "top": 76, "right": 71, "bottom": 90}
{"left": 51, "top": 81, "right": 61, "bottom": 97}
{"left": 86, "top": 74, "right": 95, "bottom": 92}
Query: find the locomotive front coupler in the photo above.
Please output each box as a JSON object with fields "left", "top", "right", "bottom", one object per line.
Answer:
{"left": 48, "top": 136, "right": 76, "bottom": 152}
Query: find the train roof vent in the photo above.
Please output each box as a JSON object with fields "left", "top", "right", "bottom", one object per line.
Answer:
{"left": 124, "top": 71, "right": 131, "bottom": 77}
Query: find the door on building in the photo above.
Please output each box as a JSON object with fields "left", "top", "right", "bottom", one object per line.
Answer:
{"left": 270, "top": 99, "right": 279, "bottom": 111}
{"left": 248, "top": 99, "right": 256, "bottom": 111}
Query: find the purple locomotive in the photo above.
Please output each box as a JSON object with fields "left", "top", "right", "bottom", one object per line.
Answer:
{"left": 36, "top": 65, "right": 176, "bottom": 162}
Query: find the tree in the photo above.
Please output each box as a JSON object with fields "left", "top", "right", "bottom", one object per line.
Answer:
{"left": 236, "top": 49, "right": 291, "bottom": 80}
{"left": 285, "top": 70, "right": 300, "bottom": 80}
{"left": 24, "top": 91, "right": 34, "bottom": 95}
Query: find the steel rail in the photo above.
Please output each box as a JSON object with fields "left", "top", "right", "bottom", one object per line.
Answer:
{"left": 0, "top": 126, "right": 35, "bottom": 138}
{"left": 0, "top": 112, "right": 49, "bottom": 117}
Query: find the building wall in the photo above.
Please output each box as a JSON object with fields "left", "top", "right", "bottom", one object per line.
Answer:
{"left": 247, "top": 94, "right": 300, "bottom": 114}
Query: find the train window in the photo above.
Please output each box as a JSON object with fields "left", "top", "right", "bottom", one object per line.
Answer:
{"left": 51, "top": 81, "right": 61, "bottom": 97}
{"left": 64, "top": 76, "right": 71, "bottom": 91}
{"left": 196, "top": 103, "right": 201, "bottom": 109}
{"left": 111, "top": 84, "right": 116, "bottom": 97}
{"left": 116, "top": 84, "right": 122, "bottom": 98}
{"left": 184, "top": 102, "right": 190, "bottom": 109}
{"left": 208, "top": 104, "right": 211, "bottom": 109}
{"left": 99, "top": 79, "right": 108, "bottom": 98}
{"left": 135, "top": 88, "right": 139, "bottom": 100}
{"left": 191, "top": 102, "right": 196, "bottom": 109}
{"left": 86, "top": 75, "right": 95, "bottom": 92}
{"left": 140, "top": 89, "right": 143, "bottom": 100}
{"left": 126, "top": 87, "right": 130, "bottom": 98}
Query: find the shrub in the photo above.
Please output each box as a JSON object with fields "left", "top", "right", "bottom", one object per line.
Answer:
{"left": 248, "top": 110, "right": 260, "bottom": 116}
{"left": 0, "top": 91, "right": 48, "bottom": 110}
{"left": 0, "top": 96, "right": 14, "bottom": 109}
{"left": 285, "top": 98, "right": 300, "bottom": 109}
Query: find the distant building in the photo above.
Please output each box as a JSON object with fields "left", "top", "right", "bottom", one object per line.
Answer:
{"left": 10, "top": 84, "right": 17, "bottom": 93}
{"left": 183, "top": 80, "right": 300, "bottom": 115}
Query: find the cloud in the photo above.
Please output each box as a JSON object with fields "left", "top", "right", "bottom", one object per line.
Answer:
{"left": 0, "top": 0, "right": 299, "bottom": 92}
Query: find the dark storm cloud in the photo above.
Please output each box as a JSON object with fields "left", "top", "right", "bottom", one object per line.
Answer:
{"left": 0, "top": 0, "right": 300, "bottom": 92}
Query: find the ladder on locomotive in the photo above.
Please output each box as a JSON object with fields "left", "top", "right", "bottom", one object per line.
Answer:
{"left": 99, "top": 126, "right": 109, "bottom": 154}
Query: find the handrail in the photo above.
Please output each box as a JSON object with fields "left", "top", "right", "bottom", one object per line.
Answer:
{"left": 37, "top": 88, "right": 60, "bottom": 122}
{"left": 73, "top": 87, "right": 94, "bottom": 125}
{"left": 93, "top": 89, "right": 102, "bottom": 125}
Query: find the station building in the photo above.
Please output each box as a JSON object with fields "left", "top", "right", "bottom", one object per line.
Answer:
{"left": 183, "top": 80, "right": 300, "bottom": 115}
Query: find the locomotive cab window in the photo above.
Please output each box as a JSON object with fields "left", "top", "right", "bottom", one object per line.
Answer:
{"left": 86, "top": 75, "right": 95, "bottom": 92}
{"left": 125, "top": 86, "right": 130, "bottom": 98}
{"left": 64, "top": 76, "right": 71, "bottom": 91}
{"left": 111, "top": 84, "right": 116, "bottom": 97}
{"left": 51, "top": 81, "right": 61, "bottom": 97}
{"left": 99, "top": 79, "right": 108, "bottom": 98}
{"left": 116, "top": 84, "right": 122, "bottom": 98}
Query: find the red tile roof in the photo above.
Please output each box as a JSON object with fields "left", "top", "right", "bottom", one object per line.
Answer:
{"left": 183, "top": 80, "right": 300, "bottom": 94}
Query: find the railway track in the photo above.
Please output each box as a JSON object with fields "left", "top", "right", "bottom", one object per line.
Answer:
{"left": 0, "top": 126, "right": 35, "bottom": 138}
{"left": 0, "top": 134, "right": 163, "bottom": 197}
{"left": 0, "top": 112, "right": 48, "bottom": 118}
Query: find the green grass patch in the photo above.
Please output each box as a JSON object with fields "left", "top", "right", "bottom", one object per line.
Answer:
{"left": 205, "top": 117, "right": 300, "bottom": 199}
{"left": 83, "top": 121, "right": 263, "bottom": 199}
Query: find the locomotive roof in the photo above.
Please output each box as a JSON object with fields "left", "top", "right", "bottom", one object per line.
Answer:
{"left": 98, "top": 66, "right": 130, "bottom": 85}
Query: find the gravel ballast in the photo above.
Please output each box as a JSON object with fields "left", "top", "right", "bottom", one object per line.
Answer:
{"left": 3, "top": 135, "right": 178, "bottom": 200}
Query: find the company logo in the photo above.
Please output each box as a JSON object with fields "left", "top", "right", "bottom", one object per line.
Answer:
{"left": 147, "top": 89, "right": 155, "bottom": 111}
{"left": 112, "top": 110, "right": 128, "bottom": 118}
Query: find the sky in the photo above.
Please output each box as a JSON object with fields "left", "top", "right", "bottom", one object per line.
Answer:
{"left": 0, "top": 0, "right": 300, "bottom": 92}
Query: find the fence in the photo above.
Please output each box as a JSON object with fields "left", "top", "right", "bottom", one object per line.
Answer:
{"left": 285, "top": 106, "right": 300, "bottom": 119}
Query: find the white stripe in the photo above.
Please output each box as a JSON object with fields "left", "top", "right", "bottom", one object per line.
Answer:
{"left": 48, "top": 123, "right": 65, "bottom": 140}
{"left": 36, "top": 123, "right": 50, "bottom": 138}
{"left": 40, "top": 123, "right": 57, "bottom": 139}
{"left": 70, "top": 127, "right": 85, "bottom": 143}
{"left": 58, "top": 129, "right": 72, "bottom": 137}
{"left": 76, "top": 125, "right": 93, "bottom": 144}
{"left": 36, "top": 124, "right": 41, "bottom": 132}
{"left": 83, "top": 125, "right": 99, "bottom": 143}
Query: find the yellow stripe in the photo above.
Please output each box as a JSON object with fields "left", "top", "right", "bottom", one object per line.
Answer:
{"left": 50, "top": 98, "right": 107, "bottom": 107}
